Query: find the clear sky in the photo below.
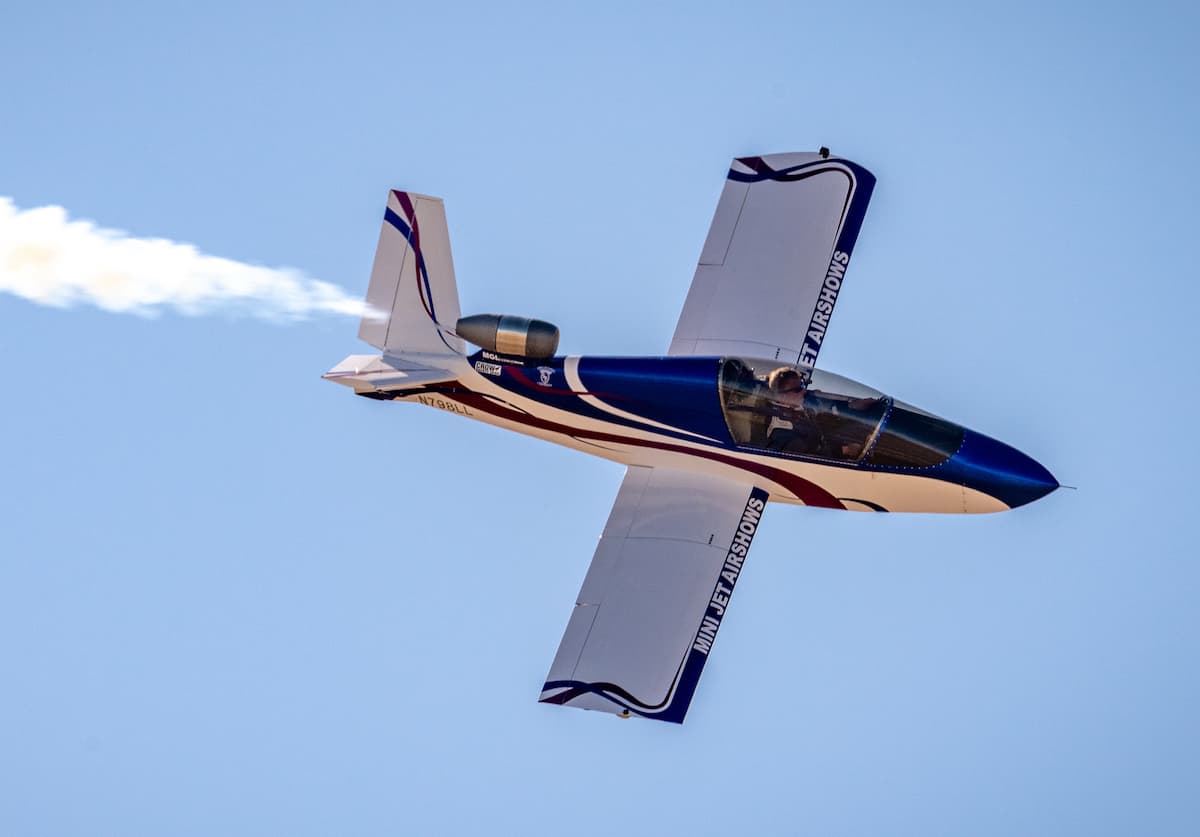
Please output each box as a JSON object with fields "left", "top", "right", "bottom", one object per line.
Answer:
{"left": 2, "top": 2, "right": 1197, "bottom": 834}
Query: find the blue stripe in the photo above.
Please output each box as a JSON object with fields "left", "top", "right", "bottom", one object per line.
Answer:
{"left": 479, "top": 354, "right": 733, "bottom": 446}
{"left": 383, "top": 206, "right": 439, "bottom": 326}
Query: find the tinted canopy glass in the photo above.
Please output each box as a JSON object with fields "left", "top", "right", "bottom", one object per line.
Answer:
{"left": 866, "top": 402, "right": 964, "bottom": 468}
{"left": 719, "top": 358, "right": 888, "bottom": 462}
{"left": 718, "top": 359, "right": 963, "bottom": 468}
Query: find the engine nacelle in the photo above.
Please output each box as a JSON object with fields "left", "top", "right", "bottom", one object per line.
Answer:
{"left": 455, "top": 314, "right": 559, "bottom": 359}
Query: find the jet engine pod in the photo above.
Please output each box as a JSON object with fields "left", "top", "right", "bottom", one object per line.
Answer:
{"left": 455, "top": 314, "right": 560, "bottom": 359}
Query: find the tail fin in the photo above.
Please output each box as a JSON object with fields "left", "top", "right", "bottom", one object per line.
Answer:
{"left": 358, "top": 191, "right": 465, "bottom": 355}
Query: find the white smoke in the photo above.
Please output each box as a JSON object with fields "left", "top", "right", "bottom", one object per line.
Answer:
{"left": 0, "top": 197, "right": 371, "bottom": 321}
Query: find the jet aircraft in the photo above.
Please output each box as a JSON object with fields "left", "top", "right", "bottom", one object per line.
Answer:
{"left": 325, "top": 151, "right": 1058, "bottom": 724}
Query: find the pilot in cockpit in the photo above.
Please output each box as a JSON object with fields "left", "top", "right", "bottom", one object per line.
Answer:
{"left": 768, "top": 367, "right": 810, "bottom": 398}
{"left": 765, "top": 367, "right": 822, "bottom": 452}
{"left": 766, "top": 366, "right": 885, "bottom": 458}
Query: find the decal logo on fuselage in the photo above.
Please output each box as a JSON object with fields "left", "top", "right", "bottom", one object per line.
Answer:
{"left": 474, "top": 360, "right": 502, "bottom": 377}
{"left": 416, "top": 394, "right": 471, "bottom": 417}
{"left": 692, "top": 490, "right": 767, "bottom": 655}
{"left": 481, "top": 350, "right": 528, "bottom": 366}
{"left": 537, "top": 366, "right": 554, "bottom": 386}
{"left": 798, "top": 250, "right": 849, "bottom": 369}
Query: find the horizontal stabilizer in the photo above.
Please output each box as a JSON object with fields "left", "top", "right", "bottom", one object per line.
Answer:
{"left": 322, "top": 354, "right": 456, "bottom": 393}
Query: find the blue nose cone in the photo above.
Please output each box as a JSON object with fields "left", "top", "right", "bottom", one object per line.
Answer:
{"left": 942, "top": 429, "right": 1058, "bottom": 509}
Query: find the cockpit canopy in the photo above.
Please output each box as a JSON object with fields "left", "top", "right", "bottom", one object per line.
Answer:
{"left": 718, "top": 357, "right": 964, "bottom": 467}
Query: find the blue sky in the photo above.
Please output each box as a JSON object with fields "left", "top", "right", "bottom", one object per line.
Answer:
{"left": 2, "top": 2, "right": 1197, "bottom": 834}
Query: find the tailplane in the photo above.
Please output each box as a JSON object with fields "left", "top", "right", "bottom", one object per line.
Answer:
{"left": 322, "top": 353, "right": 456, "bottom": 393}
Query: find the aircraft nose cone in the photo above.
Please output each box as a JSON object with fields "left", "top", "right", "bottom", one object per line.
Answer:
{"left": 948, "top": 429, "right": 1059, "bottom": 510}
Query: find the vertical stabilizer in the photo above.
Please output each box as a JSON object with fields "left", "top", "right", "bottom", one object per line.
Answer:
{"left": 358, "top": 191, "right": 465, "bottom": 355}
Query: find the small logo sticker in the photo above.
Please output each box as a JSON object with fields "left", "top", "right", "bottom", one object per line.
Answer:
{"left": 474, "top": 360, "right": 502, "bottom": 377}
{"left": 537, "top": 366, "right": 554, "bottom": 386}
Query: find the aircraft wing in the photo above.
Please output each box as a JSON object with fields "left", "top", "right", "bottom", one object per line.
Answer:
{"left": 668, "top": 152, "right": 876, "bottom": 371}
{"left": 540, "top": 466, "right": 768, "bottom": 724}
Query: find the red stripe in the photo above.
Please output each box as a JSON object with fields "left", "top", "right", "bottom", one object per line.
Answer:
{"left": 427, "top": 385, "right": 845, "bottom": 509}
{"left": 392, "top": 190, "right": 436, "bottom": 321}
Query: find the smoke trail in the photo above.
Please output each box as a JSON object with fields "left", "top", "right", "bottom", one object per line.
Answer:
{"left": 0, "top": 197, "right": 371, "bottom": 320}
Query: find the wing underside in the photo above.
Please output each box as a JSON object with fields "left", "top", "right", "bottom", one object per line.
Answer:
{"left": 668, "top": 152, "right": 875, "bottom": 370}
{"left": 540, "top": 466, "right": 768, "bottom": 724}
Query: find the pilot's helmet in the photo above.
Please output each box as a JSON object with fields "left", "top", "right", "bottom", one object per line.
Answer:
{"left": 769, "top": 366, "right": 811, "bottom": 392}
